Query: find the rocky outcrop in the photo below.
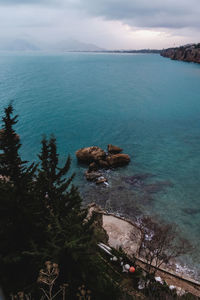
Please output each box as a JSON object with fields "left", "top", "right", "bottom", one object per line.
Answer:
{"left": 161, "top": 43, "right": 200, "bottom": 64}
{"left": 76, "top": 146, "right": 106, "bottom": 163}
{"left": 98, "top": 159, "right": 109, "bottom": 169}
{"left": 84, "top": 203, "right": 108, "bottom": 243}
{"left": 76, "top": 144, "right": 131, "bottom": 184}
{"left": 88, "top": 162, "right": 99, "bottom": 172}
{"left": 106, "top": 153, "right": 130, "bottom": 167}
{"left": 107, "top": 144, "right": 123, "bottom": 154}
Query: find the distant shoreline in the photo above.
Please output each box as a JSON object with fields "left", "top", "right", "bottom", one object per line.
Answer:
{"left": 65, "top": 49, "right": 161, "bottom": 54}
{"left": 0, "top": 49, "right": 161, "bottom": 54}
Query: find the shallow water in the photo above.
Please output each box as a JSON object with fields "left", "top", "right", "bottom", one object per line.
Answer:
{"left": 0, "top": 52, "right": 200, "bottom": 278}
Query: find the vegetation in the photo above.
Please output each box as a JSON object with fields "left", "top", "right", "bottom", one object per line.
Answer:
{"left": 137, "top": 217, "right": 192, "bottom": 275}
{"left": 0, "top": 104, "right": 198, "bottom": 299}
{"left": 0, "top": 104, "right": 120, "bottom": 299}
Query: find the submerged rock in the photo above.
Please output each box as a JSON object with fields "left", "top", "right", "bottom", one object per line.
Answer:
{"left": 96, "top": 176, "right": 108, "bottom": 185}
{"left": 85, "top": 170, "right": 102, "bottom": 181}
{"left": 144, "top": 181, "right": 173, "bottom": 194}
{"left": 182, "top": 208, "right": 200, "bottom": 215}
{"left": 85, "top": 170, "right": 108, "bottom": 185}
{"left": 123, "top": 173, "right": 153, "bottom": 185}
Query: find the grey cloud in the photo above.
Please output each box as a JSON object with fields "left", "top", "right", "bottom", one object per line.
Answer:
{"left": 1, "top": 0, "right": 200, "bottom": 30}
{"left": 0, "top": 0, "right": 199, "bottom": 49}
{"left": 73, "top": 0, "right": 200, "bottom": 30}
{"left": 0, "top": 0, "right": 58, "bottom": 5}
{"left": 0, "top": 0, "right": 47, "bottom": 3}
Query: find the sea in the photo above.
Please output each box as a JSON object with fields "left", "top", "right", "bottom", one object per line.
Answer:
{"left": 0, "top": 51, "right": 200, "bottom": 280}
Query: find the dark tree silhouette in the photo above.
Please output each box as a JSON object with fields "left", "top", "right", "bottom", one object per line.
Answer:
{"left": 0, "top": 104, "right": 36, "bottom": 188}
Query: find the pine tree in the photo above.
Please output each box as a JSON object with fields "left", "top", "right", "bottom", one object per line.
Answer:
{"left": 36, "top": 136, "right": 80, "bottom": 218}
{"left": 35, "top": 137, "right": 98, "bottom": 289}
{"left": 0, "top": 105, "right": 39, "bottom": 295}
{"left": 0, "top": 104, "right": 36, "bottom": 188}
{"left": 0, "top": 107, "right": 120, "bottom": 298}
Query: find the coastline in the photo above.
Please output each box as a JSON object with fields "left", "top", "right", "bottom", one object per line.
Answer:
{"left": 161, "top": 43, "right": 200, "bottom": 63}
{"left": 88, "top": 204, "right": 200, "bottom": 296}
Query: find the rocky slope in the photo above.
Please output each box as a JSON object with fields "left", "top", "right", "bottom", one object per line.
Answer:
{"left": 161, "top": 43, "right": 200, "bottom": 63}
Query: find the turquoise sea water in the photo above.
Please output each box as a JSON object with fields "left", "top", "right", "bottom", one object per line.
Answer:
{"left": 0, "top": 52, "right": 200, "bottom": 278}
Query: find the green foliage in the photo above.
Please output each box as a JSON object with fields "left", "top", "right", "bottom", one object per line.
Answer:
{"left": 0, "top": 104, "right": 36, "bottom": 188}
{"left": 0, "top": 104, "right": 121, "bottom": 299}
{"left": 2, "top": 104, "right": 197, "bottom": 300}
{"left": 0, "top": 105, "right": 39, "bottom": 293}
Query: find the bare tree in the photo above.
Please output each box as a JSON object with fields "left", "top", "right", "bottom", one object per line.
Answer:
{"left": 137, "top": 217, "right": 192, "bottom": 275}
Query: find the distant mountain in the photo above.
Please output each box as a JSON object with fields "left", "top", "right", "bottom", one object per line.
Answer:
{"left": 0, "top": 39, "right": 40, "bottom": 51}
{"left": 0, "top": 38, "right": 103, "bottom": 52}
{"left": 53, "top": 39, "right": 104, "bottom": 52}
{"left": 161, "top": 43, "right": 200, "bottom": 64}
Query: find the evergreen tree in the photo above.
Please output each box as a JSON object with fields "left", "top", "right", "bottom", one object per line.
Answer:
{"left": 0, "top": 107, "right": 120, "bottom": 299}
{"left": 36, "top": 136, "right": 78, "bottom": 216}
{"left": 0, "top": 105, "right": 39, "bottom": 295}
{"left": 35, "top": 136, "right": 84, "bottom": 254}
{"left": 35, "top": 137, "right": 102, "bottom": 294}
{"left": 0, "top": 104, "right": 35, "bottom": 189}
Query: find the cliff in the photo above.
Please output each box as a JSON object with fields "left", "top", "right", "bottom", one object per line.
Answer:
{"left": 161, "top": 43, "right": 200, "bottom": 63}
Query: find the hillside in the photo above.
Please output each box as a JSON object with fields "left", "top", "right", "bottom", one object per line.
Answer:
{"left": 0, "top": 39, "right": 40, "bottom": 51}
{"left": 161, "top": 43, "right": 200, "bottom": 63}
{"left": 51, "top": 38, "right": 104, "bottom": 52}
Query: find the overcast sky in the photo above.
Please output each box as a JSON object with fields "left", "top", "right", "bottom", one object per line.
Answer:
{"left": 0, "top": 0, "right": 200, "bottom": 49}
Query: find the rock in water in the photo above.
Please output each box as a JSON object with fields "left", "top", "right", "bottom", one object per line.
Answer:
{"left": 88, "top": 162, "right": 99, "bottom": 172}
{"left": 106, "top": 154, "right": 130, "bottom": 167}
{"left": 107, "top": 144, "right": 123, "bottom": 154}
{"left": 85, "top": 171, "right": 108, "bottom": 185}
{"left": 76, "top": 145, "right": 130, "bottom": 183}
{"left": 98, "top": 159, "right": 109, "bottom": 169}
{"left": 96, "top": 176, "right": 108, "bottom": 185}
{"left": 85, "top": 170, "right": 103, "bottom": 181}
{"left": 76, "top": 146, "right": 106, "bottom": 163}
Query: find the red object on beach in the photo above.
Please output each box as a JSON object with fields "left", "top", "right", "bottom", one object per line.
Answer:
{"left": 129, "top": 266, "right": 135, "bottom": 273}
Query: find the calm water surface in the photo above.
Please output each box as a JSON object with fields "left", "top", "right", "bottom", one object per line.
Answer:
{"left": 0, "top": 52, "right": 200, "bottom": 277}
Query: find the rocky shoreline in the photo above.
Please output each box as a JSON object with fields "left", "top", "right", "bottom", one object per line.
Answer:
{"left": 88, "top": 203, "right": 200, "bottom": 297}
{"left": 161, "top": 43, "right": 200, "bottom": 63}
{"left": 77, "top": 145, "right": 200, "bottom": 295}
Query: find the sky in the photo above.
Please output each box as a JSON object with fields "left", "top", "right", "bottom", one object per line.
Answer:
{"left": 0, "top": 0, "right": 200, "bottom": 49}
